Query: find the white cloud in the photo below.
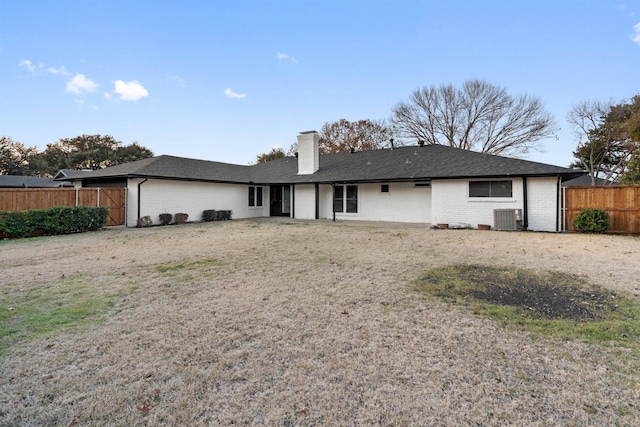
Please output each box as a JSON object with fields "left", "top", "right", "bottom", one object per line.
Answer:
{"left": 47, "top": 65, "right": 71, "bottom": 76}
{"left": 224, "top": 88, "right": 247, "bottom": 99}
{"left": 632, "top": 22, "right": 640, "bottom": 45}
{"left": 277, "top": 52, "right": 298, "bottom": 64}
{"left": 112, "top": 80, "right": 149, "bottom": 101}
{"left": 19, "top": 59, "right": 43, "bottom": 73}
{"left": 66, "top": 73, "right": 98, "bottom": 94}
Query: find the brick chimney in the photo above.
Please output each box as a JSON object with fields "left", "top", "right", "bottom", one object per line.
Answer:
{"left": 297, "top": 131, "right": 319, "bottom": 175}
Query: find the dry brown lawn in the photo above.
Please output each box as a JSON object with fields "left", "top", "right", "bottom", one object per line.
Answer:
{"left": 1, "top": 219, "right": 640, "bottom": 426}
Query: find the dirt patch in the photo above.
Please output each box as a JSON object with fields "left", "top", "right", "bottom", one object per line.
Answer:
{"left": 427, "top": 264, "right": 623, "bottom": 321}
{"left": 472, "top": 278, "right": 618, "bottom": 321}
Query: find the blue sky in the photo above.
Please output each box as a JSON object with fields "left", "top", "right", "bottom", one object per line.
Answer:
{"left": 2, "top": 0, "right": 639, "bottom": 167}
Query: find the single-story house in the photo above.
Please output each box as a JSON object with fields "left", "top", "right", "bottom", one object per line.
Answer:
{"left": 0, "top": 175, "right": 72, "bottom": 188}
{"left": 562, "top": 175, "right": 612, "bottom": 187}
{"left": 57, "top": 131, "right": 584, "bottom": 231}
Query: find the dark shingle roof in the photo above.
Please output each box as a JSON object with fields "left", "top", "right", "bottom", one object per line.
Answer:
{"left": 252, "top": 144, "right": 583, "bottom": 184}
{"left": 0, "top": 175, "right": 72, "bottom": 188}
{"left": 56, "top": 155, "right": 252, "bottom": 183}
{"left": 57, "top": 145, "right": 584, "bottom": 184}
{"left": 562, "top": 175, "right": 612, "bottom": 186}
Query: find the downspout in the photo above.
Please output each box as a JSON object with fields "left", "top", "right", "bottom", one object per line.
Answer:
{"left": 522, "top": 176, "right": 528, "bottom": 230}
{"left": 291, "top": 184, "right": 295, "bottom": 219}
{"left": 332, "top": 183, "right": 336, "bottom": 222}
{"left": 137, "top": 178, "right": 148, "bottom": 222}
{"left": 556, "top": 175, "right": 562, "bottom": 232}
{"left": 315, "top": 183, "right": 319, "bottom": 220}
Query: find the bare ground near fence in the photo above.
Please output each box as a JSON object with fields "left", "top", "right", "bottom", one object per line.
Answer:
{"left": 1, "top": 219, "right": 639, "bottom": 425}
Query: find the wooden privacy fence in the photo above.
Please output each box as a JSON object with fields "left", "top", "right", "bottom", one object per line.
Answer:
{"left": 0, "top": 188, "right": 126, "bottom": 226}
{"left": 563, "top": 186, "right": 640, "bottom": 234}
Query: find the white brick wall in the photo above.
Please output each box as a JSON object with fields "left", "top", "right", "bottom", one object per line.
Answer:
{"left": 526, "top": 176, "right": 560, "bottom": 232}
{"left": 126, "top": 178, "right": 266, "bottom": 226}
{"left": 318, "top": 185, "right": 334, "bottom": 219}
{"left": 356, "top": 182, "right": 431, "bottom": 222}
{"left": 431, "top": 179, "right": 524, "bottom": 228}
{"left": 293, "top": 184, "right": 316, "bottom": 219}
{"left": 124, "top": 176, "right": 560, "bottom": 230}
{"left": 431, "top": 177, "right": 560, "bottom": 231}
{"left": 315, "top": 182, "right": 431, "bottom": 223}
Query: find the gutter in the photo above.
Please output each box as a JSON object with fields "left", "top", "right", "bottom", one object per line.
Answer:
{"left": 331, "top": 183, "right": 336, "bottom": 222}
{"left": 315, "top": 183, "right": 319, "bottom": 220}
{"left": 522, "top": 176, "right": 528, "bottom": 229}
{"left": 137, "top": 178, "right": 148, "bottom": 224}
{"left": 556, "top": 175, "right": 562, "bottom": 232}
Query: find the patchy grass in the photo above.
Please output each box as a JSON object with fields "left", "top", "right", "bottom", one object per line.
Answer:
{"left": 0, "top": 276, "right": 132, "bottom": 356}
{"left": 155, "top": 258, "right": 220, "bottom": 273}
{"left": 2, "top": 222, "right": 640, "bottom": 425}
{"left": 416, "top": 264, "right": 640, "bottom": 344}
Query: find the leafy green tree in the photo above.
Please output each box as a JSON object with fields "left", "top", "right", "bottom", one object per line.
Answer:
{"left": 38, "top": 134, "right": 154, "bottom": 175}
{"left": 569, "top": 96, "right": 640, "bottom": 185}
{"left": 256, "top": 147, "right": 286, "bottom": 164}
{"left": 0, "top": 136, "right": 38, "bottom": 175}
{"left": 619, "top": 155, "right": 640, "bottom": 184}
{"left": 113, "top": 142, "right": 154, "bottom": 165}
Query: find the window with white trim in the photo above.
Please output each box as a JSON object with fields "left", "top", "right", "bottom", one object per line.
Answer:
{"left": 248, "top": 186, "right": 263, "bottom": 207}
{"left": 469, "top": 180, "right": 512, "bottom": 198}
{"left": 333, "top": 185, "right": 358, "bottom": 213}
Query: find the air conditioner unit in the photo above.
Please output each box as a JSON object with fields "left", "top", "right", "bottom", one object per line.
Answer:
{"left": 493, "top": 209, "right": 522, "bottom": 231}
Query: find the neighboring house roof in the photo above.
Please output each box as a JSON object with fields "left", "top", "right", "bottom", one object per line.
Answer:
{"left": 55, "top": 144, "right": 585, "bottom": 185}
{"left": 53, "top": 169, "right": 85, "bottom": 180}
{"left": 562, "top": 175, "right": 613, "bottom": 187}
{"left": 0, "top": 175, "right": 72, "bottom": 188}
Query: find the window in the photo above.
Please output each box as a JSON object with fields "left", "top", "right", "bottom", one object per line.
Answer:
{"left": 333, "top": 186, "right": 344, "bottom": 212}
{"left": 248, "top": 186, "right": 263, "bottom": 207}
{"left": 256, "top": 187, "right": 263, "bottom": 207}
{"left": 346, "top": 185, "right": 358, "bottom": 213}
{"left": 469, "top": 180, "right": 512, "bottom": 198}
{"left": 333, "top": 185, "right": 358, "bottom": 213}
{"left": 381, "top": 184, "right": 389, "bottom": 193}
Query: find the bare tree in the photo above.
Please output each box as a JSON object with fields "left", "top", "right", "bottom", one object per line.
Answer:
{"left": 391, "top": 79, "right": 556, "bottom": 156}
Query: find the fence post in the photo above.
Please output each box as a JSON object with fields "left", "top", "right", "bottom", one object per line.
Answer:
{"left": 97, "top": 187, "right": 100, "bottom": 207}
{"left": 75, "top": 188, "right": 79, "bottom": 207}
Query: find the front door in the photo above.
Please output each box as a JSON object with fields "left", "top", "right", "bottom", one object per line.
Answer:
{"left": 270, "top": 185, "right": 291, "bottom": 217}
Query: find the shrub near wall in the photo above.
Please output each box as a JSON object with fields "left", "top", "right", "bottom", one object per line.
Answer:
{"left": 174, "top": 213, "right": 189, "bottom": 224}
{"left": 159, "top": 213, "right": 173, "bottom": 225}
{"left": 0, "top": 206, "right": 109, "bottom": 238}
{"left": 202, "top": 210, "right": 232, "bottom": 222}
{"left": 573, "top": 208, "right": 610, "bottom": 233}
